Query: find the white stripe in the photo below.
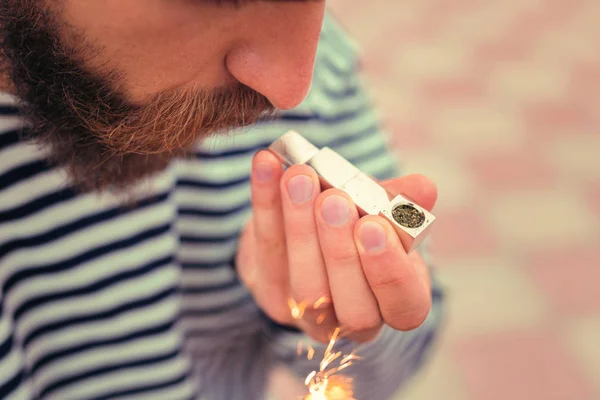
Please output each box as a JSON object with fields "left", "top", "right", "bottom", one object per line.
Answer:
{"left": 0, "top": 167, "right": 174, "bottom": 236}
{"left": 177, "top": 240, "right": 237, "bottom": 264}
{"left": 0, "top": 116, "right": 25, "bottom": 138}
{"left": 175, "top": 209, "right": 250, "bottom": 238}
{"left": 46, "top": 354, "right": 189, "bottom": 400}
{"left": 35, "top": 328, "right": 182, "bottom": 395}
{"left": 173, "top": 184, "right": 250, "bottom": 210}
{"left": 0, "top": 201, "right": 175, "bottom": 291}
{"left": 7, "top": 236, "right": 175, "bottom": 321}
{"left": 175, "top": 154, "right": 253, "bottom": 184}
{"left": 17, "top": 266, "right": 179, "bottom": 349}
{"left": 116, "top": 379, "right": 196, "bottom": 400}
{"left": 27, "top": 294, "right": 179, "bottom": 370}
{"left": 0, "top": 346, "right": 23, "bottom": 388}
{"left": 5, "top": 382, "right": 33, "bottom": 400}
{"left": 179, "top": 266, "right": 237, "bottom": 288}
{"left": 0, "top": 141, "right": 45, "bottom": 176}
{"left": 180, "top": 303, "right": 258, "bottom": 332}
{"left": 181, "top": 284, "right": 248, "bottom": 310}
{"left": 0, "top": 93, "right": 18, "bottom": 104}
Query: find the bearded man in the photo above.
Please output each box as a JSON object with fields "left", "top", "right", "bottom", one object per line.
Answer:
{"left": 0, "top": 1, "right": 443, "bottom": 399}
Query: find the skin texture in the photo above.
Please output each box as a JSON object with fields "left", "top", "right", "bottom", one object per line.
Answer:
{"left": 59, "top": 1, "right": 325, "bottom": 108}
{"left": 0, "top": 0, "right": 325, "bottom": 190}
{"left": 0, "top": 0, "right": 438, "bottom": 344}
{"left": 237, "top": 151, "right": 438, "bottom": 343}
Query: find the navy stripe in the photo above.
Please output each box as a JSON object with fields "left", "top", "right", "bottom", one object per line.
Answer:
{"left": 0, "top": 159, "right": 51, "bottom": 191}
{"left": 180, "top": 294, "right": 252, "bottom": 317}
{"left": 40, "top": 347, "right": 182, "bottom": 398}
{"left": 180, "top": 261, "right": 231, "bottom": 270}
{"left": 183, "top": 322, "right": 258, "bottom": 339}
{"left": 278, "top": 104, "right": 367, "bottom": 125}
{"left": 0, "top": 105, "right": 19, "bottom": 115}
{"left": 23, "top": 285, "right": 177, "bottom": 349}
{"left": 0, "top": 334, "right": 13, "bottom": 361}
{"left": 320, "top": 82, "right": 359, "bottom": 99}
{"left": 0, "top": 370, "right": 25, "bottom": 399}
{"left": 31, "top": 318, "right": 178, "bottom": 376}
{"left": 90, "top": 371, "right": 190, "bottom": 400}
{"left": 0, "top": 191, "right": 170, "bottom": 257}
{"left": 323, "top": 123, "right": 379, "bottom": 149}
{"left": 4, "top": 223, "right": 172, "bottom": 296}
{"left": 0, "top": 187, "right": 76, "bottom": 224}
{"left": 347, "top": 144, "right": 389, "bottom": 166}
{"left": 13, "top": 255, "right": 174, "bottom": 321}
{"left": 318, "top": 56, "right": 356, "bottom": 78}
{"left": 177, "top": 201, "right": 250, "bottom": 218}
{"left": 176, "top": 175, "right": 248, "bottom": 189}
{"left": 179, "top": 232, "right": 239, "bottom": 244}
{"left": 371, "top": 164, "right": 398, "bottom": 181}
{"left": 180, "top": 278, "right": 240, "bottom": 294}
{"left": 0, "top": 129, "right": 21, "bottom": 152}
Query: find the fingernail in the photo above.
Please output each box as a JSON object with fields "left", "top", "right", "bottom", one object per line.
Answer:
{"left": 359, "top": 221, "right": 387, "bottom": 253}
{"left": 287, "top": 175, "right": 314, "bottom": 204}
{"left": 321, "top": 195, "right": 350, "bottom": 226}
{"left": 254, "top": 162, "right": 272, "bottom": 182}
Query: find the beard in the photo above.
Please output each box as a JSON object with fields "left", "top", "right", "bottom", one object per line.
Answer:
{"left": 0, "top": 0, "right": 275, "bottom": 193}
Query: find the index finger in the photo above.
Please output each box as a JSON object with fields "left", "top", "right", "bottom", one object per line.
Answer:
{"left": 251, "top": 150, "right": 291, "bottom": 324}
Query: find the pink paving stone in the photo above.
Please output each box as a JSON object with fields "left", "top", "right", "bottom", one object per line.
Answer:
{"left": 471, "top": 39, "right": 534, "bottom": 73}
{"left": 568, "top": 62, "right": 600, "bottom": 102}
{"left": 420, "top": 76, "right": 487, "bottom": 104}
{"left": 506, "top": 0, "right": 580, "bottom": 41}
{"left": 454, "top": 330, "right": 596, "bottom": 400}
{"left": 524, "top": 101, "right": 597, "bottom": 137}
{"left": 429, "top": 208, "right": 498, "bottom": 260}
{"left": 525, "top": 246, "right": 600, "bottom": 316}
{"left": 388, "top": 122, "right": 434, "bottom": 150}
{"left": 586, "top": 182, "right": 600, "bottom": 216}
{"left": 466, "top": 148, "right": 556, "bottom": 191}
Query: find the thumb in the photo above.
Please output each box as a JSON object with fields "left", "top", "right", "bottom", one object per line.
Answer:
{"left": 380, "top": 174, "right": 438, "bottom": 212}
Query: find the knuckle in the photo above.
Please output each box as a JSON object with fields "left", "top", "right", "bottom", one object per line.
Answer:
{"left": 369, "top": 265, "right": 411, "bottom": 290}
{"left": 327, "top": 249, "right": 359, "bottom": 267}
{"left": 338, "top": 310, "right": 382, "bottom": 332}
{"left": 287, "top": 221, "right": 317, "bottom": 240}
{"left": 386, "top": 301, "right": 431, "bottom": 331}
{"left": 256, "top": 233, "right": 284, "bottom": 253}
{"left": 265, "top": 304, "right": 294, "bottom": 326}
{"left": 290, "top": 284, "right": 330, "bottom": 307}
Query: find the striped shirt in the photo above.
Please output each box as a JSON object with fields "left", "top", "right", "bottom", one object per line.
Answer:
{"left": 0, "top": 14, "right": 443, "bottom": 400}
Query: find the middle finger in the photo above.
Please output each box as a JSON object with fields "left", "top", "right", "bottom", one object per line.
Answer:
{"left": 281, "top": 165, "right": 336, "bottom": 339}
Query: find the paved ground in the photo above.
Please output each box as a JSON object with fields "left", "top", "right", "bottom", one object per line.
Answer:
{"left": 328, "top": 1, "right": 600, "bottom": 399}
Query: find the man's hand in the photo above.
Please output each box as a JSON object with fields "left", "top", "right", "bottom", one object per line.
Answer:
{"left": 236, "top": 150, "right": 438, "bottom": 343}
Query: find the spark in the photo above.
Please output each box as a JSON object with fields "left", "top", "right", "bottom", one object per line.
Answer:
{"left": 288, "top": 298, "right": 359, "bottom": 399}
{"left": 313, "top": 296, "right": 330, "bottom": 309}
{"left": 289, "top": 298, "right": 307, "bottom": 320}
{"left": 307, "top": 345, "right": 315, "bottom": 361}
{"left": 302, "top": 328, "right": 358, "bottom": 400}
{"left": 316, "top": 313, "right": 327, "bottom": 325}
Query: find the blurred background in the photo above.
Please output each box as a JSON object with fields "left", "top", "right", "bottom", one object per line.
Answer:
{"left": 327, "top": 0, "right": 600, "bottom": 399}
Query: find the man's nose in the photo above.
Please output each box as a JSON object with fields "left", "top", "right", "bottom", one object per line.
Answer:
{"left": 225, "top": 4, "right": 325, "bottom": 110}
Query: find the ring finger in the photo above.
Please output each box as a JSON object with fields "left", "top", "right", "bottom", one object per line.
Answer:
{"left": 281, "top": 165, "right": 336, "bottom": 340}
{"left": 315, "top": 189, "right": 382, "bottom": 341}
